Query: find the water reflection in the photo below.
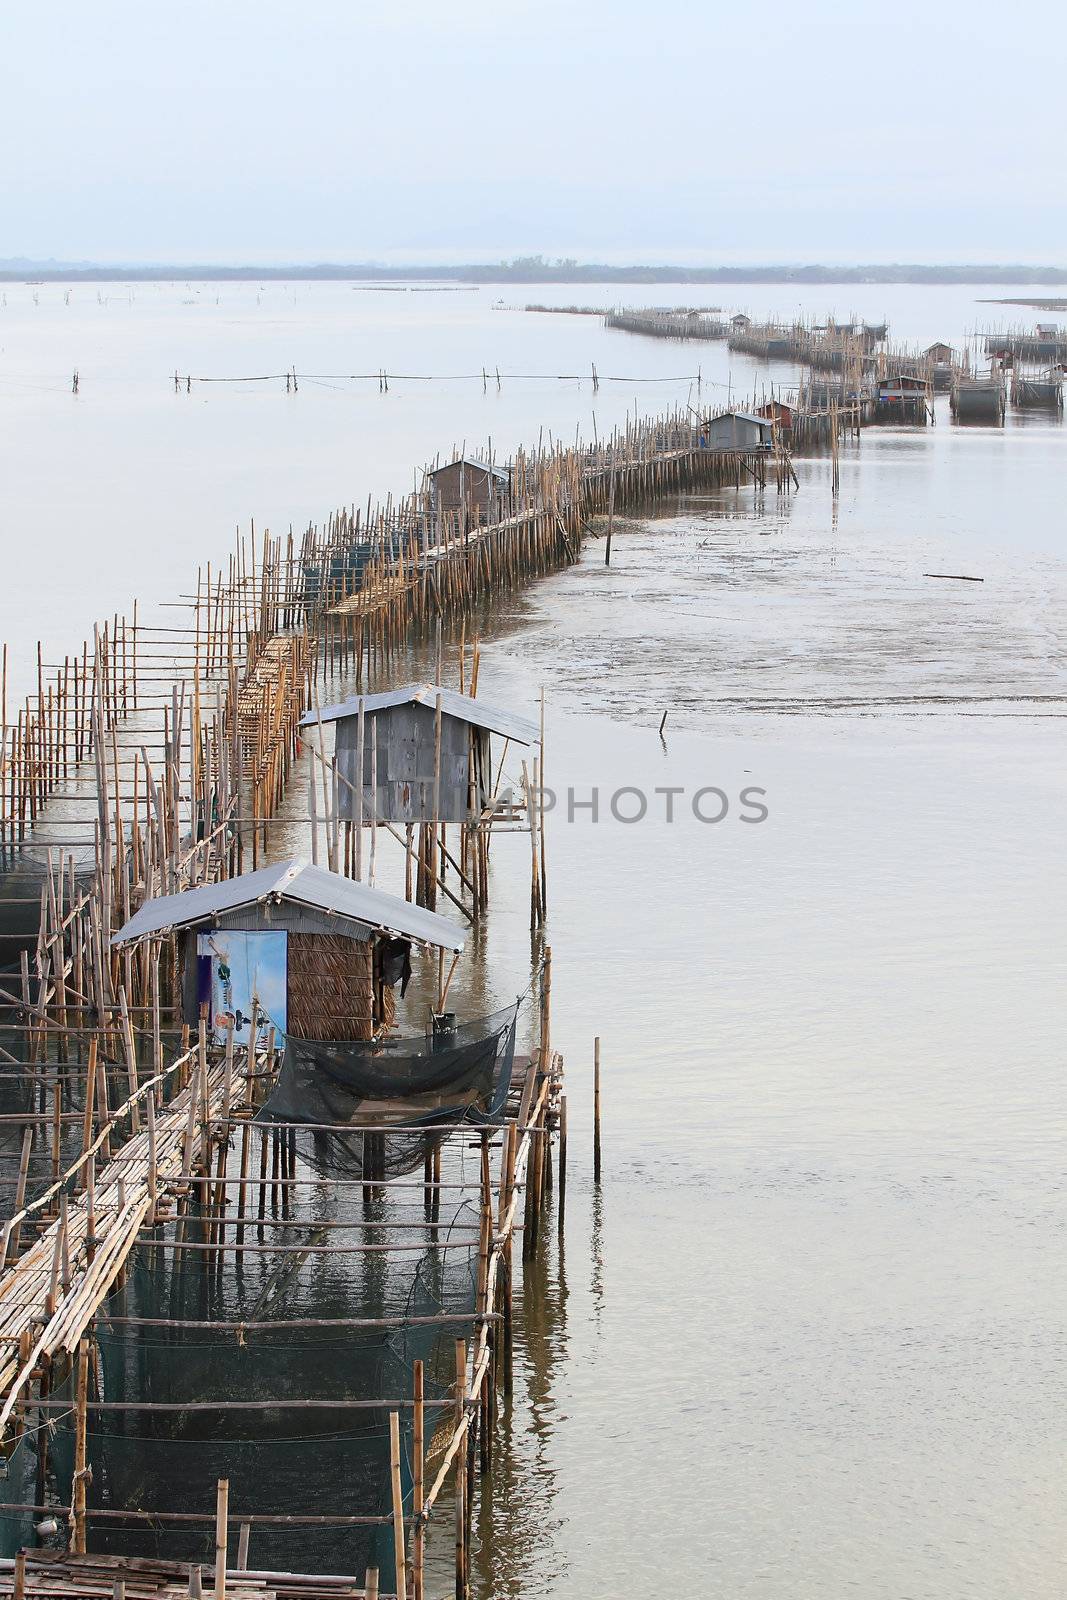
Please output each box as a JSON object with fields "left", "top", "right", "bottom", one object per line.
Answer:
{"left": 468, "top": 1196, "right": 571, "bottom": 1600}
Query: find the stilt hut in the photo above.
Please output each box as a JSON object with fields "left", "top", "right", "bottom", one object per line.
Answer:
{"left": 702, "top": 410, "right": 775, "bottom": 451}
{"left": 111, "top": 859, "right": 465, "bottom": 1043}
{"left": 299, "top": 684, "right": 538, "bottom": 827}
{"left": 756, "top": 399, "right": 794, "bottom": 435}
{"left": 427, "top": 456, "right": 511, "bottom": 531}
{"left": 924, "top": 342, "right": 957, "bottom": 391}
{"left": 873, "top": 372, "right": 931, "bottom": 423}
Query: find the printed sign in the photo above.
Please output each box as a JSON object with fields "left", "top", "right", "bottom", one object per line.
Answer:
{"left": 196, "top": 930, "right": 287, "bottom": 1047}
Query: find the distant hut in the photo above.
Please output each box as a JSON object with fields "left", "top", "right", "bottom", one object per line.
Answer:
{"left": 702, "top": 410, "right": 775, "bottom": 451}
{"left": 924, "top": 342, "right": 957, "bottom": 391}
{"left": 428, "top": 456, "right": 510, "bottom": 528}
{"left": 873, "top": 372, "right": 931, "bottom": 423}
{"left": 729, "top": 313, "right": 751, "bottom": 330}
{"left": 111, "top": 860, "right": 465, "bottom": 1043}
{"left": 756, "top": 399, "right": 793, "bottom": 434}
{"left": 299, "top": 685, "right": 538, "bottom": 826}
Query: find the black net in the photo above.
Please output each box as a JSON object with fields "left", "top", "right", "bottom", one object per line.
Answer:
{"left": 30, "top": 1008, "right": 520, "bottom": 1587}
{"left": 48, "top": 1149, "right": 486, "bottom": 1586}
{"left": 256, "top": 1004, "right": 519, "bottom": 1180}
{"left": 0, "top": 1430, "right": 40, "bottom": 1558}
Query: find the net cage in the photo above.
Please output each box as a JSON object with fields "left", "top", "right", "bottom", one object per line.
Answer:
{"left": 49, "top": 1195, "right": 482, "bottom": 1584}
{"left": 41, "top": 1004, "right": 521, "bottom": 1588}
{"left": 256, "top": 1004, "right": 519, "bottom": 1181}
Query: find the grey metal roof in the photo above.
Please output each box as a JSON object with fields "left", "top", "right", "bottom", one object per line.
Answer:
{"left": 709, "top": 410, "right": 772, "bottom": 428}
{"left": 428, "top": 455, "right": 509, "bottom": 481}
{"left": 299, "top": 683, "right": 538, "bottom": 744}
{"left": 111, "top": 859, "right": 465, "bottom": 951}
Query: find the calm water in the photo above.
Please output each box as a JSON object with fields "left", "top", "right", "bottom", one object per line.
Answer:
{"left": 2, "top": 283, "right": 1066, "bottom": 1596}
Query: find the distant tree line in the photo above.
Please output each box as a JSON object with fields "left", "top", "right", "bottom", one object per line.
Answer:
{"left": 3, "top": 256, "right": 1067, "bottom": 285}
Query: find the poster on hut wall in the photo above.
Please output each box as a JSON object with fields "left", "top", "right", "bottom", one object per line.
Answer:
{"left": 197, "top": 930, "right": 287, "bottom": 1047}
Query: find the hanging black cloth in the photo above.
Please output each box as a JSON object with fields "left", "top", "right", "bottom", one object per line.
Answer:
{"left": 375, "top": 937, "right": 412, "bottom": 996}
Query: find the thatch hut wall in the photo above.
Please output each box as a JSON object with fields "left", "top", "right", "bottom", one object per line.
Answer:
{"left": 287, "top": 931, "right": 374, "bottom": 1041}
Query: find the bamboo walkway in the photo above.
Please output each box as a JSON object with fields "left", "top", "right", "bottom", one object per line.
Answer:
{"left": 0, "top": 1550, "right": 376, "bottom": 1598}
{"left": 0, "top": 1048, "right": 226, "bottom": 1415}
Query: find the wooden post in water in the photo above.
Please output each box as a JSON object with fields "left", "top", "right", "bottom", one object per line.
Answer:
{"left": 413, "top": 1360, "right": 425, "bottom": 1600}
{"left": 389, "top": 1411, "right": 407, "bottom": 1600}
{"left": 214, "top": 1478, "right": 229, "bottom": 1600}
{"left": 430, "top": 693, "right": 443, "bottom": 911}
{"left": 604, "top": 446, "right": 617, "bottom": 566}
{"left": 454, "top": 1339, "right": 467, "bottom": 1600}
{"left": 72, "top": 1338, "right": 89, "bottom": 1553}
{"left": 557, "top": 1093, "right": 568, "bottom": 1239}
{"left": 593, "top": 1036, "right": 602, "bottom": 1184}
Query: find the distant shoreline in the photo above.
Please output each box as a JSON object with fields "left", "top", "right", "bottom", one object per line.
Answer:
{"left": 5, "top": 261, "right": 1067, "bottom": 286}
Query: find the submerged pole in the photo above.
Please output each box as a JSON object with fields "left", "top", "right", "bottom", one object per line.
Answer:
{"left": 593, "top": 1036, "right": 602, "bottom": 1185}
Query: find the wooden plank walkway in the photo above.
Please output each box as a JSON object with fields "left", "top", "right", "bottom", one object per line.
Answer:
{"left": 0, "top": 1551, "right": 383, "bottom": 1599}
{"left": 0, "top": 1049, "right": 226, "bottom": 1423}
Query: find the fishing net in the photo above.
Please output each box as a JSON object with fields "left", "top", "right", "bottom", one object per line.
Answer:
{"left": 44, "top": 1008, "right": 519, "bottom": 1585}
{"left": 49, "top": 1192, "right": 482, "bottom": 1584}
{"left": 0, "top": 1430, "right": 40, "bottom": 1558}
{"left": 256, "top": 1003, "right": 518, "bottom": 1180}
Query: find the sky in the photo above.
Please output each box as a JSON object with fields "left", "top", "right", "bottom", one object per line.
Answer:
{"left": 3, "top": 0, "right": 1065, "bottom": 265}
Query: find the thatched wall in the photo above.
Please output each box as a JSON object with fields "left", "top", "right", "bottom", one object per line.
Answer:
{"left": 287, "top": 931, "right": 374, "bottom": 1041}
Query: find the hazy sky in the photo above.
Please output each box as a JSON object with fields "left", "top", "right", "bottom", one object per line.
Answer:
{"left": 4, "top": 0, "right": 1064, "bottom": 264}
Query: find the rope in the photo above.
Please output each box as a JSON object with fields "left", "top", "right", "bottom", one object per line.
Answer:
{"left": 172, "top": 370, "right": 733, "bottom": 388}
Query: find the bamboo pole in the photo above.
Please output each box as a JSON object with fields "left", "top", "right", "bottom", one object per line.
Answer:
{"left": 389, "top": 1411, "right": 406, "bottom": 1600}
{"left": 593, "top": 1036, "right": 602, "bottom": 1184}
{"left": 214, "top": 1478, "right": 229, "bottom": 1600}
{"left": 557, "top": 1093, "right": 567, "bottom": 1239}
{"left": 454, "top": 1339, "right": 466, "bottom": 1600}
{"left": 71, "top": 1338, "right": 89, "bottom": 1554}
{"left": 413, "top": 1360, "right": 425, "bottom": 1600}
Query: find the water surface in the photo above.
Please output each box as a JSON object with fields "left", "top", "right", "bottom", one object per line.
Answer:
{"left": 2, "top": 283, "right": 1064, "bottom": 1597}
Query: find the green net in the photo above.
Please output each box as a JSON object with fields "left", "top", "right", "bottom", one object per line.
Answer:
{"left": 50, "top": 1178, "right": 482, "bottom": 1586}
{"left": 0, "top": 1430, "right": 41, "bottom": 1558}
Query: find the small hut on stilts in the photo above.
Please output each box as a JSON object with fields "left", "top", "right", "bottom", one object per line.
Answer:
{"left": 299, "top": 684, "right": 541, "bottom": 919}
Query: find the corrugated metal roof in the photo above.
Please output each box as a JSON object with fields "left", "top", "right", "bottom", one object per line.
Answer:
{"left": 111, "top": 859, "right": 465, "bottom": 951}
{"left": 428, "top": 456, "right": 509, "bottom": 481}
{"left": 299, "top": 683, "right": 538, "bottom": 744}
{"left": 712, "top": 409, "right": 773, "bottom": 428}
